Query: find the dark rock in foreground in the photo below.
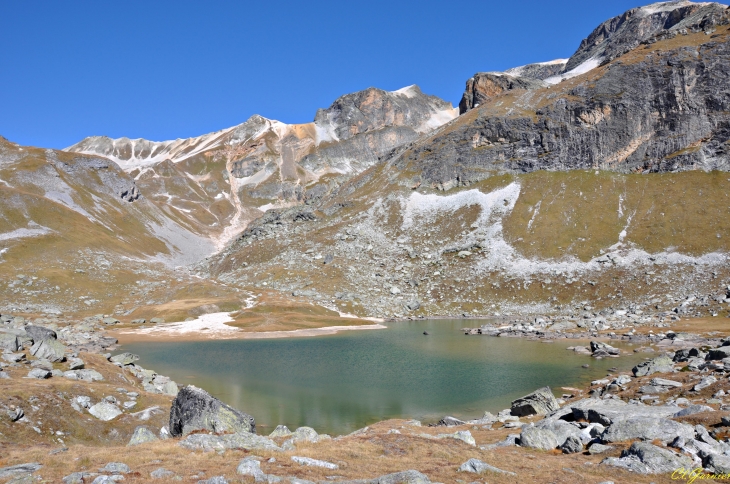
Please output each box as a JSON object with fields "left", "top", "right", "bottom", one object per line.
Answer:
{"left": 169, "top": 385, "right": 255, "bottom": 436}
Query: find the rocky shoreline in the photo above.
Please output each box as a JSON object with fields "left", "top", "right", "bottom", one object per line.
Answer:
{"left": 3, "top": 309, "right": 730, "bottom": 482}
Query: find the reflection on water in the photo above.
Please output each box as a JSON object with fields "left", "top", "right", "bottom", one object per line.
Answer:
{"left": 122, "top": 319, "right": 645, "bottom": 435}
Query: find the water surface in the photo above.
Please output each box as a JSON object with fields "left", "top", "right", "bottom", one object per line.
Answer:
{"left": 122, "top": 320, "right": 645, "bottom": 435}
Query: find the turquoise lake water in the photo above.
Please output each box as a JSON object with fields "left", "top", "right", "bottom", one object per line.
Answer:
{"left": 121, "top": 319, "right": 645, "bottom": 435}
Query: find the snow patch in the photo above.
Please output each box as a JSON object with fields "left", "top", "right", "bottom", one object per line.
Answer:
{"left": 126, "top": 312, "right": 238, "bottom": 337}
{"left": 505, "top": 59, "right": 568, "bottom": 77}
{"left": 393, "top": 85, "right": 419, "bottom": 98}
{"left": 0, "top": 224, "right": 53, "bottom": 241}
{"left": 544, "top": 56, "right": 603, "bottom": 85}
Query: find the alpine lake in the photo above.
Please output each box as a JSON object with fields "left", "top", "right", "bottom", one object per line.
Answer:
{"left": 121, "top": 319, "right": 648, "bottom": 436}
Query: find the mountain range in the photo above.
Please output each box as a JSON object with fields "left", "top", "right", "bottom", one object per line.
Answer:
{"left": 1, "top": 0, "right": 730, "bottom": 323}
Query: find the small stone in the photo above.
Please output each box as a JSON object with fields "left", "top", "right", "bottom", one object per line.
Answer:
{"left": 99, "top": 462, "right": 130, "bottom": 474}
{"left": 291, "top": 456, "right": 338, "bottom": 469}
{"left": 128, "top": 426, "right": 159, "bottom": 446}
{"left": 458, "top": 458, "right": 516, "bottom": 475}
{"left": 269, "top": 425, "right": 292, "bottom": 438}
{"left": 89, "top": 402, "right": 122, "bottom": 421}
{"left": 109, "top": 353, "right": 139, "bottom": 366}
{"left": 150, "top": 468, "right": 174, "bottom": 479}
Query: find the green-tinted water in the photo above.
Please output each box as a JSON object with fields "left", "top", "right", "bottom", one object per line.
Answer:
{"left": 121, "top": 320, "right": 645, "bottom": 435}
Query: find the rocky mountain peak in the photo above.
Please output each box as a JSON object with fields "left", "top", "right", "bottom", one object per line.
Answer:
{"left": 313, "top": 85, "right": 457, "bottom": 142}
{"left": 561, "top": 0, "right": 727, "bottom": 73}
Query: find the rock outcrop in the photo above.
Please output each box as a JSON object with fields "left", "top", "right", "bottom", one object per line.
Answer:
{"left": 459, "top": 73, "right": 545, "bottom": 114}
{"left": 169, "top": 385, "right": 255, "bottom": 436}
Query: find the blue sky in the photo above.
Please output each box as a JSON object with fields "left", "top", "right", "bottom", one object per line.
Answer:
{"left": 0, "top": 0, "right": 644, "bottom": 149}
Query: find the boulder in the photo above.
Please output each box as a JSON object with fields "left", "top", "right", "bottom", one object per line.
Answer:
{"left": 63, "top": 369, "right": 104, "bottom": 382}
{"left": 673, "top": 405, "right": 714, "bottom": 417}
{"left": 150, "top": 468, "right": 175, "bottom": 479}
{"left": 23, "top": 325, "right": 57, "bottom": 342}
{"left": 458, "top": 458, "right": 516, "bottom": 475}
{"left": 694, "top": 376, "right": 717, "bottom": 391}
{"left": 602, "top": 442, "right": 693, "bottom": 474}
{"left": 519, "top": 426, "right": 559, "bottom": 450}
{"left": 601, "top": 417, "right": 695, "bottom": 444}
{"left": 0, "top": 463, "right": 42, "bottom": 479}
{"left": 0, "top": 333, "right": 20, "bottom": 351}
{"left": 632, "top": 355, "right": 674, "bottom": 377}
{"left": 179, "top": 432, "right": 280, "bottom": 452}
{"left": 705, "top": 453, "right": 730, "bottom": 474}
{"left": 236, "top": 457, "right": 266, "bottom": 480}
{"left": 370, "top": 470, "right": 431, "bottom": 484}
{"left": 30, "top": 339, "right": 67, "bottom": 362}
{"left": 510, "top": 386, "right": 559, "bottom": 416}
{"left": 518, "top": 418, "right": 583, "bottom": 451}
{"left": 288, "top": 426, "right": 319, "bottom": 443}
{"left": 291, "top": 456, "right": 338, "bottom": 469}
{"left": 169, "top": 385, "right": 255, "bottom": 436}
{"left": 269, "top": 425, "right": 292, "bottom": 438}
{"left": 99, "top": 462, "right": 130, "bottom": 474}
{"left": 67, "top": 358, "right": 85, "bottom": 370}
{"left": 568, "top": 399, "right": 677, "bottom": 425}
{"left": 110, "top": 353, "right": 139, "bottom": 366}
{"left": 438, "top": 430, "right": 475, "bottom": 446}
{"left": 128, "top": 426, "right": 159, "bottom": 446}
{"left": 89, "top": 402, "right": 122, "bottom": 421}
{"left": 706, "top": 347, "right": 730, "bottom": 360}
{"left": 560, "top": 435, "right": 583, "bottom": 454}
{"left": 436, "top": 416, "right": 466, "bottom": 426}
{"left": 26, "top": 368, "right": 51, "bottom": 379}
{"left": 588, "top": 443, "right": 613, "bottom": 455}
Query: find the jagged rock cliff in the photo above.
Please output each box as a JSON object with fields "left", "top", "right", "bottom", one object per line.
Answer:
{"left": 460, "top": 1, "right": 729, "bottom": 115}
{"left": 410, "top": 9, "right": 730, "bottom": 187}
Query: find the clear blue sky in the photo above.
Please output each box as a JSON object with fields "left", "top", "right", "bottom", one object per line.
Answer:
{"left": 0, "top": 0, "right": 644, "bottom": 149}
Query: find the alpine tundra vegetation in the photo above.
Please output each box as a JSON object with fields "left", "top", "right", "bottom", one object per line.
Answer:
{"left": 3, "top": 1, "right": 730, "bottom": 482}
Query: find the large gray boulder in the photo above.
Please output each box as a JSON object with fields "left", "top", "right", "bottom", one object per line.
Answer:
{"left": 632, "top": 355, "right": 674, "bottom": 377}
{"left": 602, "top": 442, "right": 693, "bottom": 474}
{"left": 601, "top": 417, "right": 695, "bottom": 444}
{"left": 24, "top": 325, "right": 57, "bottom": 342}
{"left": 236, "top": 457, "right": 266, "bottom": 480}
{"left": 169, "top": 385, "right": 255, "bottom": 436}
{"left": 519, "top": 426, "right": 559, "bottom": 450}
{"left": 510, "top": 386, "right": 559, "bottom": 416}
{"left": 30, "top": 339, "right": 67, "bottom": 362}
